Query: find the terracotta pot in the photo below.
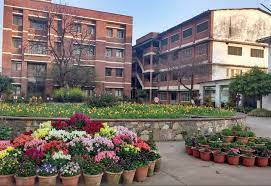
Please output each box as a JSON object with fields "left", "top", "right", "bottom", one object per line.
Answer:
{"left": 83, "top": 173, "right": 103, "bottom": 186}
{"left": 213, "top": 153, "right": 225, "bottom": 164}
{"left": 122, "top": 170, "right": 135, "bottom": 185}
{"left": 237, "top": 137, "right": 249, "bottom": 144}
{"left": 256, "top": 157, "right": 269, "bottom": 167}
{"left": 199, "top": 144, "right": 209, "bottom": 148}
{"left": 154, "top": 158, "right": 161, "bottom": 172}
{"left": 15, "top": 176, "right": 36, "bottom": 186}
{"left": 147, "top": 161, "right": 156, "bottom": 177}
{"left": 240, "top": 149, "right": 255, "bottom": 155}
{"left": 38, "top": 175, "right": 58, "bottom": 186}
{"left": 60, "top": 175, "right": 80, "bottom": 186}
{"left": 185, "top": 146, "right": 193, "bottom": 155}
{"left": 0, "top": 174, "right": 14, "bottom": 186}
{"left": 199, "top": 150, "right": 211, "bottom": 161}
{"left": 192, "top": 148, "right": 200, "bottom": 158}
{"left": 242, "top": 156, "right": 255, "bottom": 167}
{"left": 223, "top": 136, "right": 235, "bottom": 143}
{"left": 227, "top": 155, "right": 240, "bottom": 165}
{"left": 269, "top": 158, "right": 271, "bottom": 166}
{"left": 105, "top": 171, "right": 123, "bottom": 185}
{"left": 135, "top": 166, "right": 148, "bottom": 182}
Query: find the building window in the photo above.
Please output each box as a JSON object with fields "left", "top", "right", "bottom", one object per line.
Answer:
{"left": 183, "top": 28, "right": 192, "bottom": 39}
{"left": 116, "top": 68, "right": 124, "bottom": 77}
{"left": 12, "top": 62, "right": 22, "bottom": 71}
{"left": 105, "top": 68, "right": 112, "bottom": 76}
{"left": 251, "top": 49, "right": 264, "bottom": 58}
{"left": 160, "top": 72, "right": 167, "bottom": 81}
{"left": 182, "top": 47, "right": 193, "bottom": 59}
{"left": 195, "top": 44, "right": 208, "bottom": 56}
{"left": 161, "top": 38, "right": 168, "bottom": 46}
{"left": 106, "top": 48, "right": 113, "bottom": 57}
{"left": 88, "top": 25, "right": 95, "bottom": 35}
{"left": 160, "top": 92, "right": 167, "bottom": 101}
{"left": 117, "top": 30, "right": 124, "bottom": 39}
{"left": 115, "top": 89, "right": 123, "bottom": 97}
{"left": 13, "top": 15, "right": 23, "bottom": 26}
{"left": 30, "top": 19, "right": 47, "bottom": 30}
{"left": 12, "top": 38, "right": 22, "bottom": 49}
{"left": 228, "top": 46, "right": 242, "bottom": 56}
{"left": 107, "top": 28, "right": 113, "bottom": 38}
{"left": 105, "top": 88, "right": 113, "bottom": 95}
{"left": 13, "top": 85, "right": 21, "bottom": 96}
{"left": 116, "top": 49, "right": 124, "bottom": 58}
{"left": 181, "top": 92, "right": 190, "bottom": 102}
{"left": 73, "top": 44, "right": 81, "bottom": 55}
{"left": 73, "top": 23, "right": 82, "bottom": 33}
{"left": 172, "top": 71, "right": 178, "bottom": 80}
{"left": 29, "top": 41, "right": 47, "bottom": 54}
{"left": 172, "top": 51, "right": 179, "bottom": 60}
{"left": 171, "top": 34, "right": 179, "bottom": 43}
{"left": 196, "top": 21, "right": 208, "bottom": 33}
{"left": 86, "top": 45, "right": 95, "bottom": 56}
{"left": 27, "top": 63, "right": 46, "bottom": 77}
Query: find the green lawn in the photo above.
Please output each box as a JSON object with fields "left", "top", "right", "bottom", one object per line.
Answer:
{"left": 0, "top": 103, "right": 235, "bottom": 119}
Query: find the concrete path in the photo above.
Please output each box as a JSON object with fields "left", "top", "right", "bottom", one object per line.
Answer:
{"left": 246, "top": 116, "right": 271, "bottom": 137}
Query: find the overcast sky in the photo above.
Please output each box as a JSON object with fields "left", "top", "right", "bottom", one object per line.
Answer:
{"left": 0, "top": 0, "right": 269, "bottom": 71}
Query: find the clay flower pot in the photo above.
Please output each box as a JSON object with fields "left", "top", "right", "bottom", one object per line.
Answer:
{"left": 256, "top": 157, "right": 269, "bottom": 167}
{"left": 199, "top": 150, "right": 211, "bottom": 161}
{"left": 148, "top": 161, "right": 156, "bottom": 177}
{"left": 15, "top": 176, "right": 36, "bottom": 186}
{"left": 154, "top": 158, "right": 161, "bottom": 172}
{"left": 237, "top": 137, "right": 249, "bottom": 144}
{"left": 0, "top": 174, "right": 14, "bottom": 186}
{"left": 223, "top": 136, "right": 235, "bottom": 143}
{"left": 135, "top": 166, "right": 148, "bottom": 182}
{"left": 213, "top": 152, "right": 225, "bottom": 164}
{"left": 38, "top": 175, "right": 58, "bottom": 186}
{"left": 227, "top": 155, "right": 240, "bottom": 165}
{"left": 83, "top": 173, "right": 103, "bottom": 186}
{"left": 60, "top": 175, "right": 80, "bottom": 186}
{"left": 122, "top": 170, "right": 136, "bottom": 185}
{"left": 242, "top": 156, "right": 255, "bottom": 167}
{"left": 105, "top": 171, "right": 123, "bottom": 185}
{"left": 185, "top": 146, "right": 193, "bottom": 155}
{"left": 192, "top": 147, "right": 200, "bottom": 158}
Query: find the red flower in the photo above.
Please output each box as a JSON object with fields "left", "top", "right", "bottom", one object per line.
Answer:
{"left": 82, "top": 122, "right": 104, "bottom": 135}
{"left": 23, "top": 130, "right": 33, "bottom": 136}
{"left": 134, "top": 137, "right": 151, "bottom": 151}
{"left": 42, "top": 140, "right": 68, "bottom": 154}
{"left": 52, "top": 120, "right": 69, "bottom": 130}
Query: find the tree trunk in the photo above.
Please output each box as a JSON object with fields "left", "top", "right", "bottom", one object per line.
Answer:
{"left": 260, "top": 96, "right": 263, "bottom": 109}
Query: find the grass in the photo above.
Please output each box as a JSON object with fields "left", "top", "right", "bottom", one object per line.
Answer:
{"left": 0, "top": 103, "right": 235, "bottom": 119}
{"left": 248, "top": 108, "right": 271, "bottom": 117}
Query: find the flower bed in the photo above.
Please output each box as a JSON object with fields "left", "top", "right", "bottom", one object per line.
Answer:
{"left": 0, "top": 103, "right": 235, "bottom": 119}
{"left": 0, "top": 113, "right": 161, "bottom": 186}
{"left": 185, "top": 124, "right": 271, "bottom": 168}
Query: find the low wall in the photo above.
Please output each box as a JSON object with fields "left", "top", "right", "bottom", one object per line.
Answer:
{"left": 0, "top": 115, "right": 246, "bottom": 141}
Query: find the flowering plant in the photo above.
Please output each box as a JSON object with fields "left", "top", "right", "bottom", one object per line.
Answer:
{"left": 0, "top": 146, "right": 15, "bottom": 159}
{"left": 60, "top": 162, "right": 81, "bottom": 177}
{"left": 0, "top": 126, "right": 12, "bottom": 140}
{"left": 69, "top": 113, "right": 91, "bottom": 130}
{"left": 82, "top": 122, "right": 104, "bottom": 135}
{"left": 37, "top": 162, "right": 58, "bottom": 176}
{"left": 13, "top": 134, "right": 33, "bottom": 148}
{"left": 113, "top": 134, "right": 134, "bottom": 146}
{"left": 118, "top": 144, "right": 140, "bottom": 158}
{"left": 42, "top": 140, "right": 67, "bottom": 154}
{"left": 24, "top": 138, "right": 45, "bottom": 151}
{"left": 0, "top": 141, "right": 11, "bottom": 151}
{"left": 52, "top": 120, "right": 69, "bottom": 130}
{"left": 15, "top": 160, "right": 36, "bottom": 177}
{"left": 49, "top": 150, "right": 71, "bottom": 167}
{"left": 115, "top": 126, "right": 137, "bottom": 142}
{"left": 134, "top": 137, "right": 151, "bottom": 151}
{"left": 83, "top": 159, "right": 103, "bottom": 175}
{"left": 95, "top": 123, "right": 116, "bottom": 139}
{"left": 24, "top": 148, "right": 44, "bottom": 164}
{"left": 106, "top": 163, "right": 123, "bottom": 173}
{"left": 46, "top": 129, "right": 87, "bottom": 142}
{"left": 95, "top": 151, "right": 119, "bottom": 167}
{"left": 228, "top": 148, "right": 240, "bottom": 156}
{"left": 67, "top": 138, "right": 88, "bottom": 156}
{"left": 0, "top": 157, "right": 19, "bottom": 175}
{"left": 120, "top": 158, "right": 137, "bottom": 171}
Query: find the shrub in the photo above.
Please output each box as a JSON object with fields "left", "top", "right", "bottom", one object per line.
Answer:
{"left": 0, "top": 126, "right": 12, "bottom": 140}
{"left": 248, "top": 109, "right": 271, "bottom": 117}
{"left": 83, "top": 159, "right": 103, "bottom": 175}
{"left": 87, "top": 93, "right": 119, "bottom": 107}
{"left": 53, "top": 88, "right": 86, "bottom": 103}
{"left": 231, "top": 124, "right": 243, "bottom": 132}
{"left": 237, "top": 131, "right": 249, "bottom": 137}
{"left": 221, "top": 129, "right": 233, "bottom": 136}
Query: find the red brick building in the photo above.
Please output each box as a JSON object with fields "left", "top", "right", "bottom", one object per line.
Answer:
{"left": 2, "top": 0, "right": 133, "bottom": 98}
{"left": 132, "top": 9, "right": 270, "bottom": 104}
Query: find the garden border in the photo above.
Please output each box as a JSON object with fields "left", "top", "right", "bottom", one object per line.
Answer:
{"left": 0, "top": 115, "right": 246, "bottom": 142}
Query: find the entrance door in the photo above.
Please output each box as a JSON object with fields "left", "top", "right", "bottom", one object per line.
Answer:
{"left": 170, "top": 92, "right": 177, "bottom": 104}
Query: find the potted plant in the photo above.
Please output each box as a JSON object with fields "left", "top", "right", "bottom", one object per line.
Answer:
{"left": 120, "top": 158, "right": 136, "bottom": 184}
{"left": 208, "top": 133, "right": 222, "bottom": 143}
{"left": 134, "top": 153, "right": 149, "bottom": 182}
{"left": 196, "top": 135, "right": 209, "bottom": 148}
{"left": 0, "top": 157, "right": 18, "bottom": 186}
{"left": 209, "top": 141, "right": 222, "bottom": 153}
{"left": 191, "top": 146, "right": 200, "bottom": 158}
{"left": 240, "top": 146, "right": 255, "bottom": 155}
{"left": 241, "top": 153, "right": 255, "bottom": 167}
{"left": 221, "top": 129, "right": 234, "bottom": 143}
{"left": 199, "top": 148, "right": 211, "bottom": 161}
{"left": 184, "top": 137, "right": 193, "bottom": 155}
{"left": 236, "top": 131, "right": 249, "bottom": 144}
{"left": 145, "top": 151, "right": 157, "bottom": 177}
{"left": 83, "top": 160, "right": 103, "bottom": 186}
{"left": 59, "top": 162, "right": 81, "bottom": 186}
{"left": 154, "top": 153, "right": 161, "bottom": 173}
{"left": 213, "top": 151, "right": 226, "bottom": 164}
{"left": 231, "top": 124, "right": 243, "bottom": 136}
{"left": 254, "top": 137, "right": 267, "bottom": 147}
{"left": 15, "top": 160, "right": 36, "bottom": 186}
{"left": 247, "top": 131, "right": 256, "bottom": 140}
{"left": 37, "top": 162, "right": 58, "bottom": 186}
{"left": 0, "top": 127, "right": 12, "bottom": 150}
{"left": 105, "top": 163, "right": 123, "bottom": 185}
{"left": 255, "top": 146, "right": 270, "bottom": 167}
{"left": 227, "top": 148, "right": 240, "bottom": 165}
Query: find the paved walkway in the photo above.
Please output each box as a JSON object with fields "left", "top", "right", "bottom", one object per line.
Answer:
{"left": 139, "top": 116, "right": 271, "bottom": 186}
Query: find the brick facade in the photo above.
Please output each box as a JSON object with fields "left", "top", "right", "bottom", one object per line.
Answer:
{"left": 2, "top": 0, "right": 133, "bottom": 98}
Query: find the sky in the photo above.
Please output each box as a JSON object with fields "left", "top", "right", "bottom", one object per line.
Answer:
{"left": 0, "top": 0, "right": 270, "bottom": 71}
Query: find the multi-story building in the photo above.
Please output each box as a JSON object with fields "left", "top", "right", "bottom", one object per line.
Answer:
{"left": 132, "top": 8, "right": 271, "bottom": 105}
{"left": 2, "top": 0, "right": 132, "bottom": 98}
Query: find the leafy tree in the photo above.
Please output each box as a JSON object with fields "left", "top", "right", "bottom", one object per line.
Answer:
{"left": 229, "top": 67, "right": 271, "bottom": 109}
{"left": 0, "top": 75, "right": 14, "bottom": 96}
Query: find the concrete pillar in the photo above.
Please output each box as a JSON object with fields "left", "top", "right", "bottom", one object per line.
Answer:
{"left": 199, "top": 85, "right": 204, "bottom": 105}
{"left": 215, "top": 85, "right": 221, "bottom": 108}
